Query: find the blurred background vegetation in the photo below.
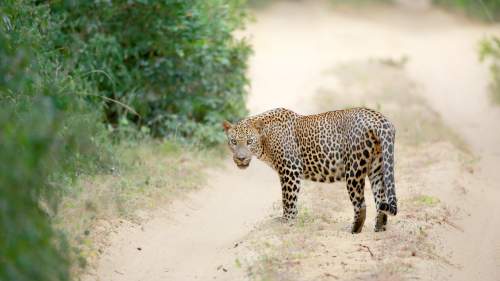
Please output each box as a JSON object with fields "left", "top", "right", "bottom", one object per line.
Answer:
{"left": 2, "top": 0, "right": 500, "bottom": 280}
{"left": 433, "top": 0, "right": 500, "bottom": 21}
{"left": 433, "top": 0, "right": 500, "bottom": 104}
{"left": 480, "top": 37, "right": 500, "bottom": 104}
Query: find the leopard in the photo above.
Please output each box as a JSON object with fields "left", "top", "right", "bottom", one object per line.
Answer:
{"left": 223, "top": 107, "right": 397, "bottom": 233}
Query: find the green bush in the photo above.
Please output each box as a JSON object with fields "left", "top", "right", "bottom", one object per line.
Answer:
{"left": 1, "top": 0, "right": 251, "bottom": 279}
{"left": 50, "top": 0, "right": 251, "bottom": 145}
{"left": 479, "top": 36, "right": 500, "bottom": 104}
{"left": 0, "top": 1, "right": 111, "bottom": 280}
{"left": 0, "top": 11, "right": 71, "bottom": 281}
{"left": 0, "top": 103, "right": 72, "bottom": 281}
{"left": 433, "top": 0, "right": 500, "bottom": 21}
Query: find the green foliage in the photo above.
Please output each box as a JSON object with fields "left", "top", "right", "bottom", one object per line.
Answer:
{"left": 50, "top": 0, "right": 251, "bottom": 145}
{"left": 0, "top": 7, "right": 70, "bottom": 281}
{"left": 0, "top": 1, "right": 111, "bottom": 280}
{"left": 0, "top": 103, "right": 72, "bottom": 281}
{"left": 246, "top": 0, "right": 271, "bottom": 9}
{"left": 479, "top": 36, "right": 500, "bottom": 104}
{"left": 433, "top": 0, "right": 500, "bottom": 21}
{"left": 1, "top": 0, "right": 251, "bottom": 279}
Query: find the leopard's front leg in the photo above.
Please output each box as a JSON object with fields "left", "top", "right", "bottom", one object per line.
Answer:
{"left": 279, "top": 173, "right": 301, "bottom": 221}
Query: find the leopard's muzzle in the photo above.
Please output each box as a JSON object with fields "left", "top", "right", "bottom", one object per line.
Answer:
{"left": 233, "top": 155, "right": 251, "bottom": 169}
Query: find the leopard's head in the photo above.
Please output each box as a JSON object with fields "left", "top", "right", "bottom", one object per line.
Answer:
{"left": 223, "top": 119, "right": 264, "bottom": 169}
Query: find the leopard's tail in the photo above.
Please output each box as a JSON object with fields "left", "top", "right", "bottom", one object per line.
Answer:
{"left": 378, "top": 122, "right": 398, "bottom": 216}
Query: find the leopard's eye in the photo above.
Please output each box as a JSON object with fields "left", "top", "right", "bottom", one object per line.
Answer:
{"left": 247, "top": 139, "right": 253, "bottom": 145}
{"left": 230, "top": 139, "right": 237, "bottom": 145}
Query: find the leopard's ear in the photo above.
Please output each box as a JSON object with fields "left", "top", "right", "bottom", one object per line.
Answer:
{"left": 222, "top": 120, "right": 233, "bottom": 132}
{"left": 253, "top": 119, "right": 265, "bottom": 133}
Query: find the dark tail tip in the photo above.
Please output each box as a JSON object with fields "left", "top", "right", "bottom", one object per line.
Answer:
{"left": 379, "top": 202, "right": 397, "bottom": 216}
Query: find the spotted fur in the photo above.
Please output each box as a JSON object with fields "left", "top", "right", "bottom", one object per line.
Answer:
{"left": 223, "top": 107, "right": 397, "bottom": 233}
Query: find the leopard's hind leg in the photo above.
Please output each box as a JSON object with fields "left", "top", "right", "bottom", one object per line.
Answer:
{"left": 346, "top": 158, "right": 367, "bottom": 234}
{"left": 368, "top": 146, "right": 388, "bottom": 232}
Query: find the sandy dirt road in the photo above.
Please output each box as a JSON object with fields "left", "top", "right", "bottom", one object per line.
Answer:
{"left": 84, "top": 1, "right": 500, "bottom": 280}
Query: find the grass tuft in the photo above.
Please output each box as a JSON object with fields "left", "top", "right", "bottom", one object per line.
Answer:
{"left": 414, "top": 195, "right": 440, "bottom": 206}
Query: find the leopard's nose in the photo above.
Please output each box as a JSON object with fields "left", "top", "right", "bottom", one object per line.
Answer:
{"left": 236, "top": 156, "right": 246, "bottom": 162}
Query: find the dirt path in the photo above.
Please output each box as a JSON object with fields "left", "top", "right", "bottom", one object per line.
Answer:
{"left": 83, "top": 160, "right": 280, "bottom": 281}
{"left": 85, "top": 1, "right": 500, "bottom": 280}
